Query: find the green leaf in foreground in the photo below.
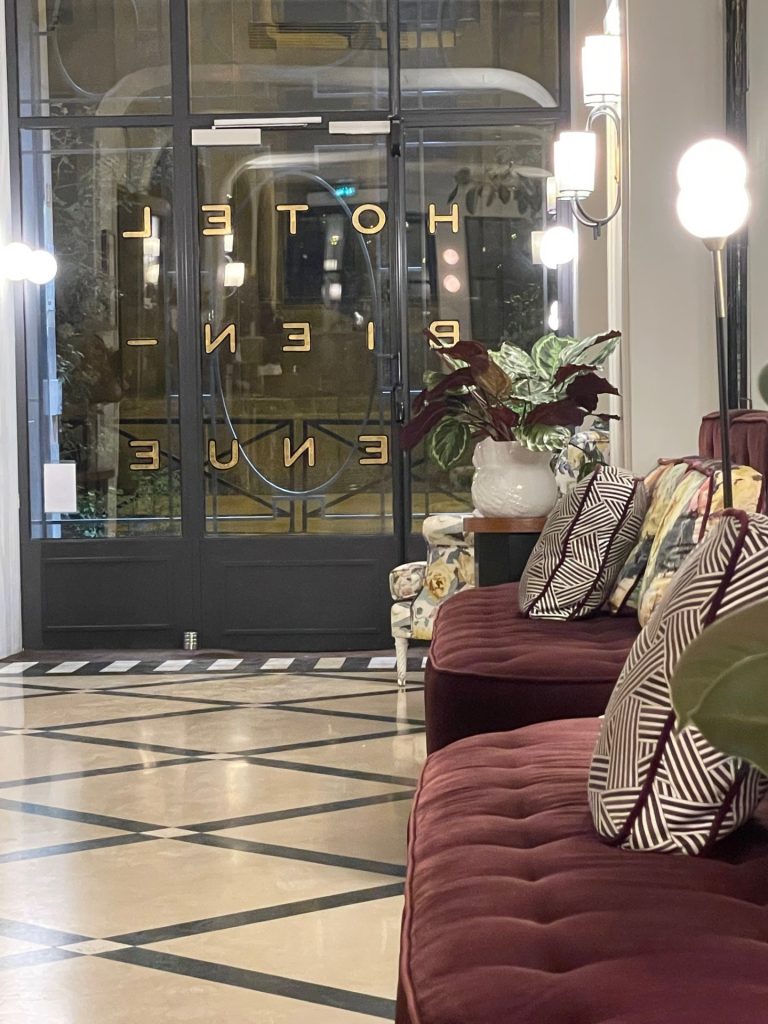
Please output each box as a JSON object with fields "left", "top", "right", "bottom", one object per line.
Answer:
{"left": 670, "top": 599, "right": 768, "bottom": 775}
{"left": 427, "top": 418, "right": 470, "bottom": 471}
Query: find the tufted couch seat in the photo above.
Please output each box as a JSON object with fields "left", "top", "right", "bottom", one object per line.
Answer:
{"left": 425, "top": 583, "right": 639, "bottom": 752}
{"left": 396, "top": 718, "right": 768, "bottom": 1024}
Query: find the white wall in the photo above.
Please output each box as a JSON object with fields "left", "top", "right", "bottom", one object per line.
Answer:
{"left": 621, "top": 0, "right": 724, "bottom": 472}
{"left": 0, "top": 12, "right": 23, "bottom": 657}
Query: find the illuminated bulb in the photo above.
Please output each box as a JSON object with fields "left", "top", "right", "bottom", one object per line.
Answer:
{"left": 26, "top": 250, "right": 58, "bottom": 285}
{"left": 0, "top": 242, "right": 33, "bottom": 281}
{"left": 442, "top": 248, "right": 460, "bottom": 266}
{"left": 676, "top": 186, "right": 750, "bottom": 240}
{"left": 677, "top": 139, "right": 748, "bottom": 192}
{"left": 554, "top": 132, "right": 597, "bottom": 200}
{"left": 539, "top": 226, "right": 578, "bottom": 269}
{"left": 443, "top": 274, "right": 462, "bottom": 294}
{"left": 582, "top": 34, "right": 622, "bottom": 106}
{"left": 548, "top": 300, "right": 560, "bottom": 332}
{"left": 223, "top": 261, "right": 245, "bottom": 288}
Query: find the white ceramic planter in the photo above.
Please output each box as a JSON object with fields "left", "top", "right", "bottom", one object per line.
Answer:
{"left": 471, "top": 438, "right": 558, "bottom": 518}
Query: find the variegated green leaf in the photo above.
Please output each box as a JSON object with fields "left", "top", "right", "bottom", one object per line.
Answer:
{"left": 516, "top": 424, "right": 571, "bottom": 453}
{"left": 427, "top": 418, "right": 471, "bottom": 470}
{"left": 530, "top": 333, "right": 567, "bottom": 377}
{"left": 558, "top": 331, "right": 620, "bottom": 369}
{"left": 491, "top": 343, "right": 537, "bottom": 379}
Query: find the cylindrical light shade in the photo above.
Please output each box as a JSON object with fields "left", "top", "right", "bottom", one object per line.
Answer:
{"left": 677, "top": 139, "right": 748, "bottom": 191}
{"left": 223, "top": 261, "right": 246, "bottom": 288}
{"left": 582, "top": 34, "right": 622, "bottom": 106}
{"left": 676, "top": 185, "right": 750, "bottom": 240}
{"left": 554, "top": 132, "right": 597, "bottom": 200}
{"left": 539, "top": 226, "right": 578, "bottom": 269}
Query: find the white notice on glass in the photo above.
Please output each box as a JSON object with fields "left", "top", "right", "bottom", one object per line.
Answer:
{"left": 43, "top": 463, "right": 77, "bottom": 513}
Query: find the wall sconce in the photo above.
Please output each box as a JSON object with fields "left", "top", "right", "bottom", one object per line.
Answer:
{"left": 553, "top": 32, "right": 622, "bottom": 239}
{"left": 0, "top": 242, "right": 58, "bottom": 284}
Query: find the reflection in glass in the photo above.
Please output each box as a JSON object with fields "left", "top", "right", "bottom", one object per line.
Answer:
{"left": 22, "top": 128, "right": 180, "bottom": 538}
{"left": 198, "top": 133, "right": 393, "bottom": 534}
{"left": 16, "top": 0, "right": 171, "bottom": 116}
{"left": 400, "top": 0, "right": 560, "bottom": 109}
{"left": 405, "top": 125, "right": 558, "bottom": 520}
{"left": 188, "top": 0, "right": 389, "bottom": 114}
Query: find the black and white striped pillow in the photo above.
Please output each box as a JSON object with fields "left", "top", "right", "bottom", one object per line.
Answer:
{"left": 520, "top": 466, "right": 647, "bottom": 621}
{"left": 589, "top": 511, "right": 768, "bottom": 855}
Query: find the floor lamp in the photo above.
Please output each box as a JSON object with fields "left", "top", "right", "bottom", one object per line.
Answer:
{"left": 676, "top": 139, "right": 750, "bottom": 510}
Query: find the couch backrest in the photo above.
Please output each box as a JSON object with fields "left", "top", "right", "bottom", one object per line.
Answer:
{"left": 699, "top": 410, "right": 768, "bottom": 512}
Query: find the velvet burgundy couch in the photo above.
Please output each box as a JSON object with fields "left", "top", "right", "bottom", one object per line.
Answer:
{"left": 396, "top": 719, "right": 768, "bottom": 1024}
{"left": 424, "top": 411, "right": 768, "bottom": 754}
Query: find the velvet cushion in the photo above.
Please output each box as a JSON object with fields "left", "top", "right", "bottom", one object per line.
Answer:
{"left": 396, "top": 719, "right": 768, "bottom": 1024}
{"left": 590, "top": 511, "right": 768, "bottom": 855}
{"left": 520, "top": 465, "right": 647, "bottom": 621}
{"left": 608, "top": 459, "right": 691, "bottom": 614}
{"left": 637, "top": 464, "right": 763, "bottom": 627}
{"left": 425, "top": 583, "right": 639, "bottom": 752}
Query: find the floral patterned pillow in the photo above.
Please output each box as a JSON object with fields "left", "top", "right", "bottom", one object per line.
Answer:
{"left": 608, "top": 460, "right": 693, "bottom": 615}
{"left": 637, "top": 464, "right": 764, "bottom": 627}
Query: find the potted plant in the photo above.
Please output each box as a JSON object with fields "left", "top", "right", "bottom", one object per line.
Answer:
{"left": 401, "top": 329, "right": 620, "bottom": 517}
{"left": 671, "top": 598, "right": 768, "bottom": 774}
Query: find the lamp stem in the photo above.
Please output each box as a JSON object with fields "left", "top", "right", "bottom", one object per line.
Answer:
{"left": 711, "top": 246, "right": 734, "bottom": 509}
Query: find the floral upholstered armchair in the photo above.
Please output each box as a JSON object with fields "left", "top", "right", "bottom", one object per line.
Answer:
{"left": 390, "top": 514, "right": 475, "bottom": 686}
{"left": 388, "top": 428, "right": 610, "bottom": 686}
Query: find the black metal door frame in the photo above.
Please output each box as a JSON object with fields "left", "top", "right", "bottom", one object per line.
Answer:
{"left": 5, "top": 0, "right": 572, "bottom": 650}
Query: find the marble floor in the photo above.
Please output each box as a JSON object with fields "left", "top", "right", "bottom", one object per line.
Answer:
{"left": 0, "top": 665, "right": 427, "bottom": 1021}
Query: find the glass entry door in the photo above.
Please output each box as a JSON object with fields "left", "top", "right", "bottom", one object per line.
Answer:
{"left": 193, "top": 126, "right": 400, "bottom": 648}
{"left": 197, "top": 130, "right": 394, "bottom": 537}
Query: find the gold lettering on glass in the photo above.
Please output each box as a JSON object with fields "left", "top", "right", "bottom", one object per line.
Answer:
{"left": 122, "top": 206, "right": 152, "bottom": 239}
{"left": 351, "top": 204, "right": 387, "bottom": 236}
{"left": 282, "top": 322, "right": 312, "bottom": 353}
{"left": 208, "top": 440, "right": 240, "bottom": 471}
{"left": 129, "top": 440, "right": 160, "bottom": 471}
{"left": 204, "top": 323, "right": 237, "bottom": 355}
{"left": 283, "top": 437, "right": 316, "bottom": 468}
{"left": 428, "top": 203, "right": 460, "bottom": 235}
{"left": 359, "top": 435, "right": 390, "bottom": 465}
{"left": 367, "top": 322, "right": 375, "bottom": 351}
{"left": 126, "top": 338, "right": 159, "bottom": 347}
{"left": 428, "top": 320, "right": 460, "bottom": 347}
{"left": 201, "top": 204, "right": 233, "bottom": 237}
{"left": 276, "top": 204, "right": 310, "bottom": 235}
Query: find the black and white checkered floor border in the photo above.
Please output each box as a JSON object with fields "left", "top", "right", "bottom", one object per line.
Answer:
{"left": 0, "top": 654, "right": 428, "bottom": 678}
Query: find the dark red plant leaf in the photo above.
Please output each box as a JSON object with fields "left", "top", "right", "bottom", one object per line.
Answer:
{"left": 447, "top": 340, "right": 490, "bottom": 371}
{"left": 554, "top": 362, "right": 593, "bottom": 386}
{"left": 565, "top": 371, "right": 620, "bottom": 413}
{"left": 492, "top": 406, "right": 520, "bottom": 428}
{"left": 401, "top": 400, "right": 451, "bottom": 449}
{"left": 526, "top": 397, "right": 585, "bottom": 428}
{"left": 413, "top": 367, "right": 474, "bottom": 412}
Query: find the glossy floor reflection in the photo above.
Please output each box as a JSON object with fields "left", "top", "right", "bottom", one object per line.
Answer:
{"left": 0, "top": 667, "right": 426, "bottom": 1021}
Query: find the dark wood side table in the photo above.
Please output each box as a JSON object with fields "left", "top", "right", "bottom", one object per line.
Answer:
{"left": 464, "top": 516, "right": 547, "bottom": 587}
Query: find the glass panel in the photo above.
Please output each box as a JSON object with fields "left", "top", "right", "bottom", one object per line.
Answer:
{"left": 188, "top": 0, "right": 389, "bottom": 114}
{"left": 400, "top": 0, "right": 560, "bottom": 110}
{"left": 198, "top": 131, "right": 393, "bottom": 534}
{"left": 16, "top": 1, "right": 171, "bottom": 116}
{"left": 405, "top": 125, "right": 559, "bottom": 520}
{"left": 749, "top": 5, "right": 768, "bottom": 409}
{"left": 21, "top": 128, "right": 180, "bottom": 538}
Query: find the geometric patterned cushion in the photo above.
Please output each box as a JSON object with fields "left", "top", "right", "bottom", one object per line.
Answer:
{"left": 589, "top": 510, "right": 768, "bottom": 854}
{"left": 608, "top": 459, "right": 692, "bottom": 615}
{"left": 637, "top": 463, "right": 764, "bottom": 627}
{"left": 519, "top": 465, "right": 648, "bottom": 621}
